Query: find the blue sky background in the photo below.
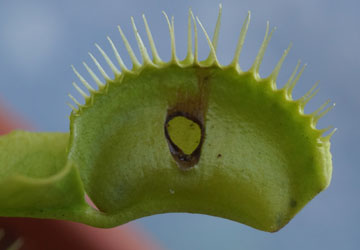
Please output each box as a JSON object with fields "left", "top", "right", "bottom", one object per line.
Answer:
{"left": 0, "top": 0, "right": 359, "bottom": 249}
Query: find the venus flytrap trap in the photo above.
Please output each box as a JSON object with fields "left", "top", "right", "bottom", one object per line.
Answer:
{"left": 0, "top": 5, "right": 335, "bottom": 232}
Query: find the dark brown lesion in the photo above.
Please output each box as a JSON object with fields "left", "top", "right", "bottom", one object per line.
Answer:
{"left": 164, "top": 68, "right": 213, "bottom": 170}
{"left": 290, "top": 199, "right": 297, "bottom": 208}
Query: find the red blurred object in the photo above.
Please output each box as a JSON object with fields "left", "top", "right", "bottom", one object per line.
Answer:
{"left": 0, "top": 101, "right": 163, "bottom": 250}
{"left": 0, "top": 100, "right": 30, "bottom": 134}
{"left": 0, "top": 218, "right": 163, "bottom": 250}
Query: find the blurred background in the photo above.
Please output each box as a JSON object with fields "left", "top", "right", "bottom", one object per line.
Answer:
{"left": 0, "top": 0, "right": 359, "bottom": 249}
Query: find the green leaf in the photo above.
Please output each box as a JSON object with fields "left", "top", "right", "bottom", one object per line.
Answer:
{"left": 68, "top": 65, "right": 333, "bottom": 232}
{"left": 0, "top": 131, "right": 86, "bottom": 213}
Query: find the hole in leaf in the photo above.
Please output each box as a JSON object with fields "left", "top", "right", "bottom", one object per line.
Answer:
{"left": 164, "top": 112, "right": 204, "bottom": 169}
